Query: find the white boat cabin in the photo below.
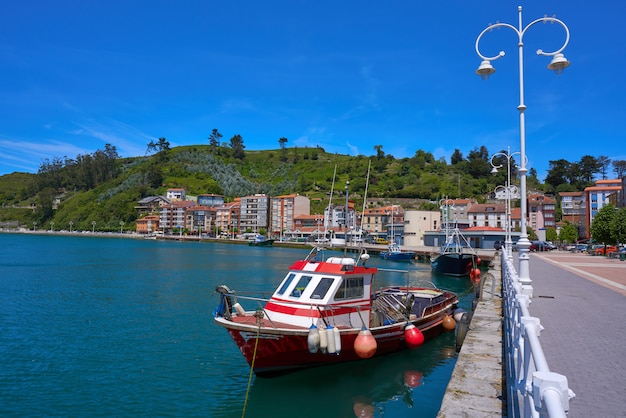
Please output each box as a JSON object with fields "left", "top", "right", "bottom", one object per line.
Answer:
{"left": 263, "top": 255, "right": 377, "bottom": 329}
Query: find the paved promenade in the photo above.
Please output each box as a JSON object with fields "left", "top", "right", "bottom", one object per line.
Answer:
{"left": 438, "top": 251, "right": 626, "bottom": 417}
{"left": 528, "top": 252, "right": 626, "bottom": 418}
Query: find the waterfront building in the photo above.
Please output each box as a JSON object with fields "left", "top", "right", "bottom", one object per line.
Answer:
{"left": 468, "top": 203, "right": 507, "bottom": 229}
{"left": 215, "top": 201, "right": 240, "bottom": 237}
{"left": 269, "top": 194, "right": 310, "bottom": 239}
{"left": 360, "top": 206, "right": 391, "bottom": 237}
{"left": 403, "top": 210, "right": 440, "bottom": 247}
{"left": 528, "top": 194, "right": 556, "bottom": 233}
{"left": 135, "top": 215, "right": 160, "bottom": 234}
{"left": 185, "top": 205, "right": 217, "bottom": 235}
{"left": 558, "top": 191, "right": 586, "bottom": 237}
{"left": 584, "top": 179, "right": 622, "bottom": 239}
{"left": 160, "top": 200, "right": 196, "bottom": 232}
{"left": 239, "top": 194, "right": 270, "bottom": 233}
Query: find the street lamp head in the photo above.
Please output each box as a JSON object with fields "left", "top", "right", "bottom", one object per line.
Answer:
{"left": 476, "top": 60, "right": 496, "bottom": 80}
{"left": 491, "top": 166, "right": 499, "bottom": 175}
{"left": 547, "top": 53, "right": 570, "bottom": 75}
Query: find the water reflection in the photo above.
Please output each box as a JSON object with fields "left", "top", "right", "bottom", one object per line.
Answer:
{"left": 240, "top": 334, "right": 458, "bottom": 418}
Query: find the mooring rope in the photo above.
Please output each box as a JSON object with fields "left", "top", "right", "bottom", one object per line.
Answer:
{"left": 241, "top": 310, "right": 263, "bottom": 418}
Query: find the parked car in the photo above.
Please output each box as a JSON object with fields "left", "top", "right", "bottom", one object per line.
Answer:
{"left": 530, "top": 241, "right": 555, "bottom": 252}
{"left": 594, "top": 245, "right": 617, "bottom": 256}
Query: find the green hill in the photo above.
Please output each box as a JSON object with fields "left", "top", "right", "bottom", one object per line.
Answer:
{"left": 0, "top": 144, "right": 540, "bottom": 232}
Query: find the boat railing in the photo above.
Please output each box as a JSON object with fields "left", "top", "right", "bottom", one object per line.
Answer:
{"left": 501, "top": 248, "right": 575, "bottom": 417}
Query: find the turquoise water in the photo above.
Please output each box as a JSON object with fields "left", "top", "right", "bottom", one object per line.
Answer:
{"left": 0, "top": 233, "right": 475, "bottom": 417}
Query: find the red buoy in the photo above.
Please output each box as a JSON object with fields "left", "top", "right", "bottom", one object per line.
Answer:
{"left": 354, "top": 328, "right": 377, "bottom": 359}
{"left": 404, "top": 324, "right": 424, "bottom": 348}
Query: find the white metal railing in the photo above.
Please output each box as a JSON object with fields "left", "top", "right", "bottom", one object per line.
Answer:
{"left": 501, "top": 249, "right": 575, "bottom": 417}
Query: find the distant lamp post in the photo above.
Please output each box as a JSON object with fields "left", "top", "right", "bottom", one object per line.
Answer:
{"left": 69, "top": 221, "right": 73, "bottom": 233}
{"left": 475, "top": 6, "right": 571, "bottom": 292}
{"left": 33, "top": 221, "right": 37, "bottom": 231}
{"left": 92, "top": 221, "right": 96, "bottom": 234}
{"left": 490, "top": 147, "right": 522, "bottom": 259}
{"left": 50, "top": 221, "right": 54, "bottom": 232}
{"left": 119, "top": 221, "right": 124, "bottom": 235}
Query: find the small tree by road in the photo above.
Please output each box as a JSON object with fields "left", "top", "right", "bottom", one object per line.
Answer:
{"left": 590, "top": 204, "right": 617, "bottom": 245}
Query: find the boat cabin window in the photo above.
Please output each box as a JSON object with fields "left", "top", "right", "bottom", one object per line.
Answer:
{"left": 334, "top": 277, "right": 364, "bottom": 300}
{"left": 310, "top": 277, "right": 334, "bottom": 300}
{"left": 277, "top": 273, "right": 296, "bottom": 295}
{"left": 290, "top": 275, "right": 313, "bottom": 298}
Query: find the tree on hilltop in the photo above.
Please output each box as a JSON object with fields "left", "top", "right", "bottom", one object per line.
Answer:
{"left": 229, "top": 134, "right": 245, "bottom": 160}
{"left": 279, "top": 137, "right": 288, "bottom": 162}
{"left": 209, "top": 129, "right": 223, "bottom": 154}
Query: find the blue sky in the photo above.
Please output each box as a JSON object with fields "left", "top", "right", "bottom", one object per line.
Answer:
{"left": 1, "top": 1, "right": 624, "bottom": 181}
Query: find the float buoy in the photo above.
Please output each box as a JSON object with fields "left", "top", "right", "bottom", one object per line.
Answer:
{"left": 307, "top": 324, "right": 320, "bottom": 354}
{"left": 319, "top": 327, "right": 328, "bottom": 354}
{"left": 404, "top": 324, "right": 424, "bottom": 348}
{"left": 470, "top": 268, "right": 481, "bottom": 284}
{"left": 233, "top": 302, "right": 245, "bottom": 316}
{"left": 333, "top": 326, "right": 342, "bottom": 355}
{"left": 442, "top": 315, "right": 456, "bottom": 332}
{"left": 476, "top": 257, "right": 481, "bottom": 265}
{"left": 326, "top": 325, "right": 336, "bottom": 354}
{"left": 455, "top": 312, "right": 470, "bottom": 352}
{"left": 453, "top": 308, "right": 466, "bottom": 322}
{"left": 354, "top": 328, "right": 377, "bottom": 359}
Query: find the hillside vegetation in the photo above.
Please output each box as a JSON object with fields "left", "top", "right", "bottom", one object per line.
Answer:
{"left": 0, "top": 141, "right": 591, "bottom": 232}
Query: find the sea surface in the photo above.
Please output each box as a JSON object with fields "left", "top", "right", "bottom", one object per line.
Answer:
{"left": 0, "top": 233, "right": 476, "bottom": 417}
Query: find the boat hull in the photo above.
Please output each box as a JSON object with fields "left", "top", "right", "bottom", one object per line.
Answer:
{"left": 431, "top": 253, "right": 475, "bottom": 277}
{"left": 248, "top": 240, "right": 274, "bottom": 246}
{"left": 214, "top": 288, "right": 457, "bottom": 377}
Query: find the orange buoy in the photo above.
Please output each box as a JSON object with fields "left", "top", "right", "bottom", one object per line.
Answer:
{"left": 354, "top": 328, "right": 377, "bottom": 359}
{"left": 404, "top": 324, "right": 424, "bottom": 348}
{"left": 476, "top": 257, "right": 482, "bottom": 265}
{"left": 442, "top": 315, "right": 456, "bottom": 332}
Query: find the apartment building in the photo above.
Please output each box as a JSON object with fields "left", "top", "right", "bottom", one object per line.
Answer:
{"left": 270, "top": 194, "right": 311, "bottom": 237}
{"left": 584, "top": 179, "right": 622, "bottom": 238}
{"left": 239, "top": 194, "right": 270, "bottom": 233}
{"left": 528, "top": 194, "right": 556, "bottom": 231}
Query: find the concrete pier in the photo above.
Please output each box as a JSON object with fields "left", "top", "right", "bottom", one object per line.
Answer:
{"left": 437, "top": 252, "right": 505, "bottom": 417}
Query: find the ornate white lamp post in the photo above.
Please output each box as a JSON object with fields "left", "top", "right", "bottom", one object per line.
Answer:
{"left": 490, "top": 147, "right": 522, "bottom": 259}
{"left": 475, "top": 6, "right": 571, "bottom": 292}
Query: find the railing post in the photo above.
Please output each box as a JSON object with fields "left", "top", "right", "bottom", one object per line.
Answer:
{"left": 532, "top": 371, "right": 571, "bottom": 417}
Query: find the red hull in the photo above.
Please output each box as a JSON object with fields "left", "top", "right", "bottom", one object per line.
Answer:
{"left": 218, "top": 309, "right": 451, "bottom": 377}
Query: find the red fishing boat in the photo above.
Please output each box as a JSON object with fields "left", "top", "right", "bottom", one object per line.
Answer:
{"left": 213, "top": 247, "right": 459, "bottom": 377}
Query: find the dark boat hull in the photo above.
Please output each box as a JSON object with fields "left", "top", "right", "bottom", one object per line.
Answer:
{"left": 431, "top": 253, "right": 475, "bottom": 277}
